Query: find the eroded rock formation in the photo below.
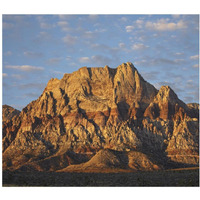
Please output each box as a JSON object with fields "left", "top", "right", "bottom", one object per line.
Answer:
{"left": 2, "top": 62, "right": 199, "bottom": 172}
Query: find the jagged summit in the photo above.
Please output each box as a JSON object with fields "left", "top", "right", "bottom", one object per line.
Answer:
{"left": 2, "top": 62, "right": 199, "bottom": 172}
{"left": 2, "top": 105, "right": 20, "bottom": 123}
{"left": 144, "top": 85, "right": 188, "bottom": 120}
{"left": 155, "top": 86, "right": 185, "bottom": 106}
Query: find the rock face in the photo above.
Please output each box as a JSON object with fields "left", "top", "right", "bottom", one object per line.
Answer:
{"left": 2, "top": 62, "right": 199, "bottom": 172}
{"left": 2, "top": 105, "right": 20, "bottom": 123}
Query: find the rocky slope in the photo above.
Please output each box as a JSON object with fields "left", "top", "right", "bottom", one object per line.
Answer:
{"left": 58, "top": 149, "right": 161, "bottom": 172}
{"left": 2, "top": 62, "right": 199, "bottom": 172}
{"left": 2, "top": 105, "right": 20, "bottom": 123}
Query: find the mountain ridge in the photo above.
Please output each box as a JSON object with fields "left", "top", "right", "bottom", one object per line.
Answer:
{"left": 2, "top": 62, "right": 199, "bottom": 172}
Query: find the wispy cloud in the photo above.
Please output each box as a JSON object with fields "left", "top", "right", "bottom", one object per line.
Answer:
{"left": 174, "top": 52, "right": 184, "bottom": 56}
{"left": 4, "top": 51, "right": 12, "bottom": 56}
{"left": 192, "top": 64, "right": 199, "bottom": 68}
{"left": 3, "top": 73, "right": 8, "bottom": 77}
{"left": 83, "top": 31, "right": 97, "bottom": 39}
{"left": 145, "top": 19, "right": 187, "bottom": 31}
{"left": 135, "top": 57, "right": 185, "bottom": 67}
{"left": 46, "top": 57, "right": 62, "bottom": 65}
{"left": 125, "top": 18, "right": 187, "bottom": 33}
{"left": 131, "top": 43, "right": 149, "bottom": 50}
{"left": 40, "top": 22, "right": 53, "bottom": 29}
{"left": 78, "top": 55, "right": 112, "bottom": 66}
{"left": 125, "top": 25, "right": 134, "bottom": 32}
{"left": 5, "top": 65, "right": 44, "bottom": 72}
{"left": 62, "top": 35, "right": 78, "bottom": 45}
{"left": 119, "top": 17, "right": 128, "bottom": 22}
{"left": 57, "top": 21, "right": 68, "bottom": 27}
{"left": 190, "top": 55, "right": 199, "bottom": 60}
{"left": 51, "top": 70, "right": 64, "bottom": 75}
{"left": 24, "top": 51, "right": 43, "bottom": 58}
{"left": 37, "top": 31, "right": 51, "bottom": 40}
{"left": 79, "top": 57, "right": 90, "bottom": 63}
{"left": 58, "top": 15, "right": 71, "bottom": 20}
{"left": 57, "top": 21, "right": 71, "bottom": 32}
{"left": 118, "top": 42, "right": 126, "bottom": 48}
{"left": 88, "top": 15, "right": 98, "bottom": 20}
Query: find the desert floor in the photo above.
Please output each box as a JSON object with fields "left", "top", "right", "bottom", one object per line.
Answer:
{"left": 3, "top": 167, "right": 199, "bottom": 187}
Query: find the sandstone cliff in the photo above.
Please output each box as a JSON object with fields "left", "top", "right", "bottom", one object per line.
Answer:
{"left": 2, "top": 105, "right": 20, "bottom": 123}
{"left": 2, "top": 62, "right": 199, "bottom": 172}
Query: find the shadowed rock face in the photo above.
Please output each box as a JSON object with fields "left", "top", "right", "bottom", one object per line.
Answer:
{"left": 2, "top": 62, "right": 199, "bottom": 172}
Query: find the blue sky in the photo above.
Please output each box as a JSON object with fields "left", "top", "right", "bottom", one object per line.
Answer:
{"left": 2, "top": 15, "right": 199, "bottom": 110}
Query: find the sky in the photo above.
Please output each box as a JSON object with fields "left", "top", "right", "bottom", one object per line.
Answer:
{"left": 2, "top": 14, "right": 199, "bottom": 110}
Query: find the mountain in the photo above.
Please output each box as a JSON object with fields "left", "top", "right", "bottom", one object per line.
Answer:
{"left": 2, "top": 62, "right": 199, "bottom": 172}
{"left": 2, "top": 105, "right": 20, "bottom": 123}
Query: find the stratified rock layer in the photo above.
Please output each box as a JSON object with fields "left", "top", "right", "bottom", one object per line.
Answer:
{"left": 2, "top": 62, "right": 199, "bottom": 171}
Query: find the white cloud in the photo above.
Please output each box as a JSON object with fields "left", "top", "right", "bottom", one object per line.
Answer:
{"left": 51, "top": 70, "right": 64, "bottom": 75}
{"left": 3, "top": 73, "right": 8, "bottom": 77}
{"left": 24, "top": 51, "right": 43, "bottom": 58}
{"left": 175, "top": 52, "right": 184, "bottom": 56}
{"left": 79, "top": 57, "right": 90, "bottom": 63}
{"left": 136, "top": 19, "right": 144, "bottom": 25}
{"left": 145, "top": 19, "right": 187, "bottom": 31}
{"left": 192, "top": 64, "right": 199, "bottom": 68}
{"left": 57, "top": 21, "right": 68, "bottom": 27}
{"left": 135, "top": 19, "right": 144, "bottom": 28}
{"left": 66, "top": 56, "right": 71, "bottom": 61}
{"left": 66, "top": 56, "right": 72, "bottom": 61}
{"left": 119, "top": 43, "right": 126, "bottom": 48}
{"left": 57, "top": 21, "right": 71, "bottom": 32}
{"left": 58, "top": 15, "right": 71, "bottom": 20}
{"left": 125, "top": 25, "right": 134, "bottom": 32}
{"left": 40, "top": 22, "right": 53, "bottom": 29}
{"left": 63, "top": 35, "right": 78, "bottom": 45}
{"left": 46, "top": 57, "right": 61, "bottom": 65}
{"left": 172, "top": 14, "right": 180, "bottom": 18}
{"left": 88, "top": 15, "right": 98, "bottom": 20}
{"left": 37, "top": 16, "right": 54, "bottom": 29}
{"left": 94, "top": 28, "right": 106, "bottom": 33}
{"left": 190, "top": 55, "right": 199, "bottom": 60}
{"left": 120, "top": 17, "right": 127, "bottom": 22}
{"left": 5, "top": 65, "right": 44, "bottom": 72}
{"left": 83, "top": 31, "right": 96, "bottom": 39}
{"left": 78, "top": 55, "right": 112, "bottom": 65}
{"left": 131, "top": 43, "right": 149, "bottom": 50}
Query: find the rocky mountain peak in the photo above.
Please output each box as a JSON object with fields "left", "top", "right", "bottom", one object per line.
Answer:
{"left": 155, "top": 86, "right": 178, "bottom": 103}
{"left": 2, "top": 105, "right": 21, "bottom": 123}
{"left": 2, "top": 62, "right": 199, "bottom": 172}
{"left": 143, "top": 85, "right": 189, "bottom": 120}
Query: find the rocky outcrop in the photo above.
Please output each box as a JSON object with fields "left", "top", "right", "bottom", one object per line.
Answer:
{"left": 58, "top": 149, "right": 161, "bottom": 172}
{"left": 2, "top": 105, "right": 20, "bottom": 123}
{"left": 2, "top": 62, "right": 199, "bottom": 172}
